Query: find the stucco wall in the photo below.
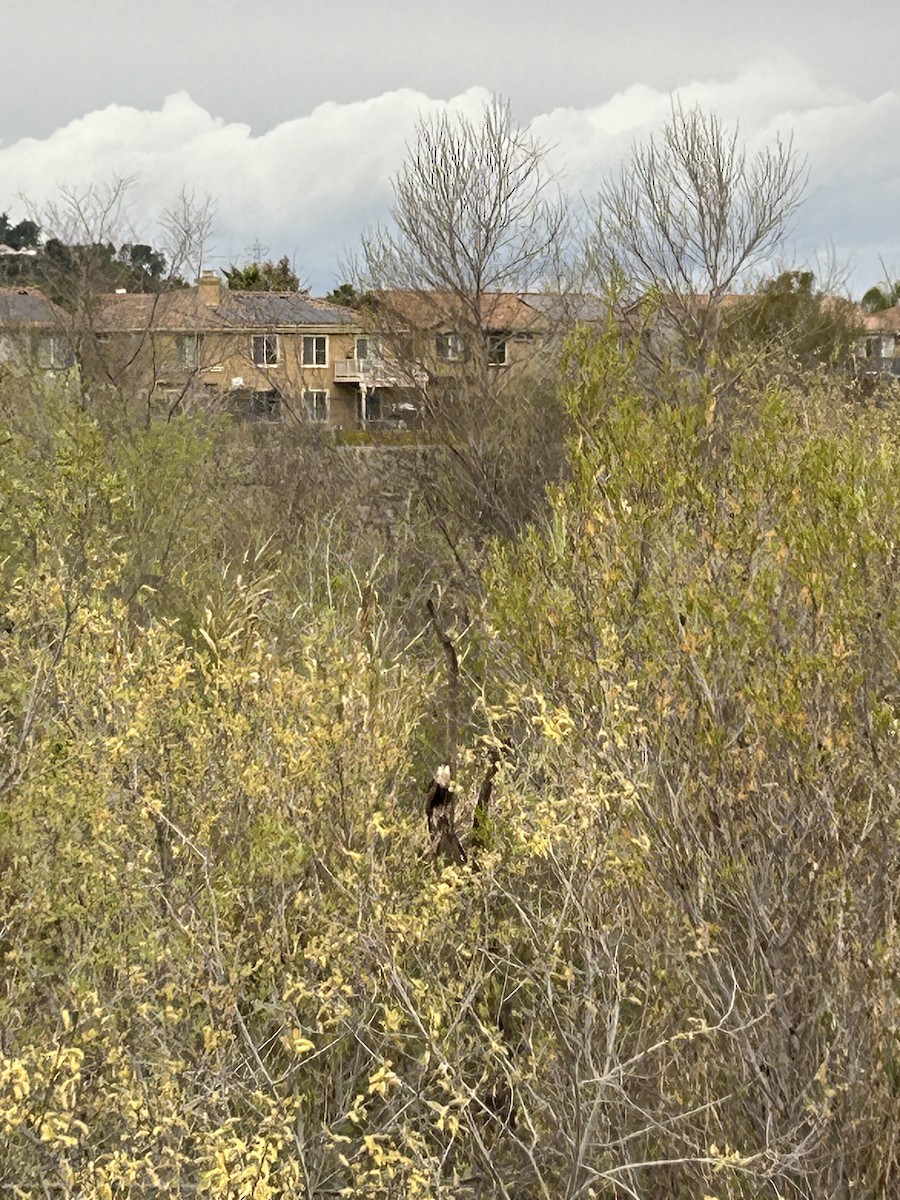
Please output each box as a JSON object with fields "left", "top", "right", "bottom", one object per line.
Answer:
{"left": 92, "top": 327, "right": 363, "bottom": 425}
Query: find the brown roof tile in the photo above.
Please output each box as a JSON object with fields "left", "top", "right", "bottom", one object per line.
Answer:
{"left": 371, "top": 289, "right": 603, "bottom": 333}
{"left": 0, "top": 287, "right": 66, "bottom": 327}
{"left": 862, "top": 307, "right": 900, "bottom": 334}
{"left": 91, "top": 287, "right": 360, "bottom": 333}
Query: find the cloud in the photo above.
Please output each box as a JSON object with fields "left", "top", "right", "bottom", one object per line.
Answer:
{"left": 2, "top": 55, "right": 897, "bottom": 293}
{"left": 0, "top": 86, "right": 499, "bottom": 288}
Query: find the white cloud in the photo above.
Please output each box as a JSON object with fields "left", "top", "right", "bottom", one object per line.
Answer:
{"left": 1, "top": 86, "right": 497, "bottom": 289}
{"left": 2, "top": 55, "right": 897, "bottom": 293}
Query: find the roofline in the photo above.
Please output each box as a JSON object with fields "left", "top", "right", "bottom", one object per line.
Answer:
{"left": 96, "top": 321, "right": 360, "bottom": 334}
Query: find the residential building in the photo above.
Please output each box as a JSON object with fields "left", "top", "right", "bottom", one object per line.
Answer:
{"left": 89, "top": 271, "right": 366, "bottom": 424}
{"left": 0, "top": 275, "right": 606, "bottom": 428}
{"left": 859, "top": 306, "right": 900, "bottom": 377}
{"left": 0, "top": 287, "right": 74, "bottom": 374}
{"left": 367, "top": 289, "right": 602, "bottom": 362}
{"left": 345, "top": 289, "right": 603, "bottom": 421}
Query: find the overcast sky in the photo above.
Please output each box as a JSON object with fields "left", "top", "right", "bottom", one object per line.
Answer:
{"left": 2, "top": 0, "right": 899, "bottom": 294}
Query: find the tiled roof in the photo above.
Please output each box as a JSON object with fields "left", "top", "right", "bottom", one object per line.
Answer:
{"left": 863, "top": 307, "right": 900, "bottom": 334}
{"left": 219, "top": 292, "right": 358, "bottom": 327}
{"left": 92, "top": 288, "right": 360, "bottom": 333}
{"left": 521, "top": 292, "right": 607, "bottom": 324}
{"left": 372, "top": 289, "right": 603, "bottom": 332}
{"left": 0, "top": 287, "right": 64, "bottom": 326}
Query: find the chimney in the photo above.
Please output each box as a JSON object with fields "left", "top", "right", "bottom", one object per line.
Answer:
{"left": 198, "top": 269, "right": 222, "bottom": 307}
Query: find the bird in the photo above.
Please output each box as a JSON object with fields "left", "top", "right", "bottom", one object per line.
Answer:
{"left": 425, "top": 763, "right": 454, "bottom": 836}
{"left": 425, "top": 764, "right": 467, "bottom": 865}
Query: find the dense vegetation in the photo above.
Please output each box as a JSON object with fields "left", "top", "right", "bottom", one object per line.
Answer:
{"left": 0, "top": 217, "right": 179, "bottom": 300}
{"left": 223, "top": 258, "right": 302, "bottom": 294}
{"left": 0, "top": 96, "right": 895, "bottom": 1198}
{"left": 2, "top": 323, "right": 900, "bottom": 1198}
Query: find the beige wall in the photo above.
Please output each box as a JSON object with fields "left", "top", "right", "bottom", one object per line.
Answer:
{"left": 94, "top": 326, "right": 363, "bottom": 426}
{"left": 92, "top": 312, "right": 557, "bottom": 425}
{"left": 0, "top": 328, "right": 73, "bottom": 373}
{"left": 370, "top": 322, "right": 549, "bottom": 382}
{"left": 196, "top": 327, "right": 355, "bottom": 386}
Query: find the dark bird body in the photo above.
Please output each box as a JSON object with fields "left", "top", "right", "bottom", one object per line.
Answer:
{"left": 426, "top": 780, "right": 454, "bottom": 835}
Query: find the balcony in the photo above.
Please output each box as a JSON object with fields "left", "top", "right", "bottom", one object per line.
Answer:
{"left": 334, "top": 358, "right": 426, "bottom": 388}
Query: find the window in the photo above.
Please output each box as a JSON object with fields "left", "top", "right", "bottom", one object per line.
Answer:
{"left": 364, "top": 389, "right": 382, "bottom": 423}
{"left": 37, "top": 334, "right": 70, "bottom": 370}
{"left": 302, "top": 335, "right": 327, "bottom": 366}
{"left": 233, "top": 390, "right": 279, "bottom": 420}
{"left": 436, "top": 332, "right": 463, "bottom": 361}
{"left": 355, "top": 336, "right": 381, "bottom": 361}
{"left": 252, "top": 334, "right": 279, "bottom": 367}
{"left": 307, "top": 389, "right": 329, "bottom": 422}
{"left": 249, "top": 391, "right": 279, "bottom": 419}
{"left": 487, "top": 334, "right": 508, "bottom": 366}
{"left": 865, "top": 334, "right": 896, "bottom": 359}
{"left": 178, "top": 334, "right": 199, "bottom": 369}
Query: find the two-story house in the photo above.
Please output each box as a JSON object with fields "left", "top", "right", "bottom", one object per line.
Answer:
{"left": 367, "top": 289, "right": 596, "bottom": 365}
{"left": 0, "top": 276, "right": 605, "bottom": 428}
{"left": 859, "top": 306, "right": 900, "bottom": 378}
{"left": 89, "top": 271, "right": 367, "bottom": 424}
{"left": 0, "top": 287, "right": 74, "bottom": 375}
{"left": 341, "top": 289, "right": 604, "bottom": 422}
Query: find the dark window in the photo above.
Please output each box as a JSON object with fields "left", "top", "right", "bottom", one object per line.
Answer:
{"left": 364, "top": 389, "right": 382, "bottom": 422}
{"left": 355, "top": 336, "right": 380, "bottom": 361}
{"left": 178, "top": 334, "right": 199, "bottom": 368}
{"left": 307, "top": 390, "right": 328, "bottom": 422}
{"left": 248, "top": 390, "right": 280, "bottom": 419}
{"left": 435, "top": 332, "right": 463, "bottom": 361}
{"left": 252, "top": 334, "right": 279, "bottom": 366}
{"left": 302, "top": 335, "right": 327, "bottom": 366}
{"left": 37, "top": 334, "right": 71, "bottom": 369}
{"left": 487, "top": 334, "right": 508, "bottom": 365}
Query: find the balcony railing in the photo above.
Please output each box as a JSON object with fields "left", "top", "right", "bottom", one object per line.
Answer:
{"left": 333, "top": 358, "right": 426, "bottom": 387}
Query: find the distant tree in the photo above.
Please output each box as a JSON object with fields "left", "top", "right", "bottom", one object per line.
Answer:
{"left": 224, "top": 255, "right": 301, "bottom": 292}
{"left": 861, "top": 280, "right": 900, "bottom": 313}
{"left": 0, "top": 211, "right": 42, "bottom": 287}
{"left": 20, "top": 180, "right": 211, "bottom": 307}
{"left": 324, "top": 282, "right": 360, "bottom": 307}
{"left": 32, "top": 237, "right": 175, "bottom": 301}
{"left": 118, "top": 242, "right": 166, "bottom": 286}
{"left": 722, "top": 270, "right": 861, "bottom": 366}
{"left": 1, "top": 189, "right": 182, "bottom": 300}
{"left": 0, "top": 212, "right": 40, "bottom": 249}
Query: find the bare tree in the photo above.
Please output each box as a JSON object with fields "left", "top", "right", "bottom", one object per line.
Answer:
{"left": 27, "top": 178, "right": 136, "bottom": 312}
{"left": 36, "top": 177, "right": 134, "bottom": 248}
{"left": 363, "top": 96, "right": 566, "bottom": 302}
{"left": 19, "top": 180, "right": 217, "bottom": 413}
{"left": 591, "top": 103, "right": 807, "bottom": 371}
{"left": 159, "top": 186, "right": 216, "bottom": 286}
{"left": 356, "top": 97, "right": 576, "bottom": 538}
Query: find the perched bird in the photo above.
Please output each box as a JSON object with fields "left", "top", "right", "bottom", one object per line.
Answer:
{"left": 426, "top": 764, "right": 454, "bottom": 836}
{"left": 425, "top": 764, "right": 467, "bottom": 864}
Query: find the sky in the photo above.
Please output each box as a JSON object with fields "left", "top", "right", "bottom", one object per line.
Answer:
{"left": 2, "top": 0, "right": 898, "bottom": 295}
